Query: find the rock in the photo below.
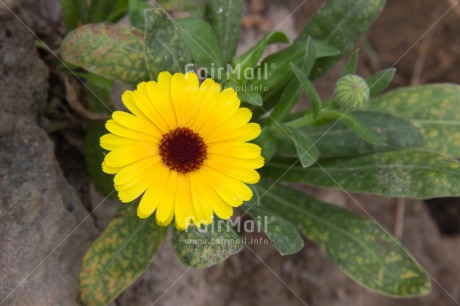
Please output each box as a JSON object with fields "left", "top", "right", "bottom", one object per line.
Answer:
{"left": 0, "top": 11, "right": 97, "bottom": 306}
{"left": 0, "top": 0, "right": 19, "bottom": 19}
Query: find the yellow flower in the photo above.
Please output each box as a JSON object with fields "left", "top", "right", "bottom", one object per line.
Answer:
{"left": 100, "top": 71, "right": 264, "bottom": 229}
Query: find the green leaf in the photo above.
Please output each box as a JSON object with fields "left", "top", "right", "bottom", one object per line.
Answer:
{"left": 267, "top": 38, "right": 316, "bottom": 125}
{"left": 128, "top": 0, "right": 151, "bottom": 28}
{"left": 282, "top": 125, "right": 319, "bottom": 168}
{"left": 172, "top": 222, "right": 244, "bottom": 268}
{"left": 233, "top": 31, "right": 289, "bottom": 72}
{"left": 144, "top": 8, "right": 191, "bottom": 78}
{"left": 298, "top": 0, "right": 386, "bottom": 78}
{"left": 253, "top": 127, "right": 277, "bottom": 162}
{"left": 256, "top": 182, "right": 431, "bottom": 297}
{"left": 156, "top": 0, "right": 205, "bottom": 17}
{"left": 106, "top": 0, "right": 129, "bottom": 23}
{"left": 88, "top": 0, "right": 128, "bottom": 23}
{"left": 342, "top": 49, "right": 359, "bottom": 76}
{"left": 242, "top": 186, "right": 304, "bottom": 255}
{"left": 320, "top": 110, "right": 386, "bottom": 146}
{"left": 278, "top": 111, "right": 422, "bottom": 159}
{"left": 205, "top": 0, "right": 243, "bottom": 64}
{"left": 266, "top": 78, "right": 301, "bottom": 124}
{"left": 60, "top": 0, "right": 88, "bottom": 31}
{"left": 249, "top": 39, "right": 339, "bottom": 99}
{"left": 84, "top": 76, "right": 116, "bottom": 196}
{"left": 175, "top": 17, "right": 223, "bottom": 72}
{"left": 265, "top": 38, "right": 315, "bottom": 123}
{"left": 264, "top": 149, "right": 460, "bottom": 199}
{"left": 80, "top": 204, "right": 167, "bottom": 306}
{"left": 238, "top": 90, "right": 263, "bottom": 106}
{"left": 367, "top": 84, "right": 460, "bottom": 157}
{"left": 60, "top": 23, "right": 149, "bottom": 84}
{"left": 366, "top": 68, "right": 395, "bottom": 96}
{"left": 311, "top": 39, "right": 341, "bottom": 58}
{"left": 291, "top": 62, "right": 321, "bottom": 119}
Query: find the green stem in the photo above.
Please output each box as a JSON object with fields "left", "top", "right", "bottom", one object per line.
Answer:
{"left": 285, "top": 99, "right": 336, "bottom": 128}
{"left": 285, "top": 113, "right": 315, "bottom": 128}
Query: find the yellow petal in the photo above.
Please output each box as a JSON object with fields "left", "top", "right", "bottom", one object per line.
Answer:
{"left": 208, "top": 142, "right": 262, "bottom": 159}
{"left": 202, "top": 167, "right": 253, "bottom": 207}
{"left": 116, "top": 162, "right": 160, "bottom": 203}
{"left": 189, "top": 171, "right": 213, "bottom": 226}
{"left": 103, "top": 146, "right": 157, "bottom": 168}
{"left": 174, "top": 174, "right": 196, "bottom": 229}
{"left": 115, "top": 160, "right": 161, "bottom": 194}
{"left": 155, "top": 170, "right": 177, "bottom": 226}
{"left": 112, "top": 111, "right": 162, "bottom": 138}
{"left": 204, "top": 107, "right": 253, "bottom": 140}
{"left": 157, "top": 71, "right": 173, "bottom": 102}
{"left": 207, "top": 123, "right": 261, "bottom": 144}
{"left": 106, "top": 120, "right": 159, "bottom": 143}
{"left": 132, "top": 82, "right": 170, "bottom": 133}
{"left": 122, "top": 89, "right": 166, "bottom": 133}
{"left": 137, "top": 163, "right": 170, "bottom": 218}
{"left": 190, "top": 171, "right": 232, "bottom": 220}
{"left": 137, "top": 187, "right": 159, "bottom": 219}
{"left": 208, "top": 161, "right": 260, "bottom": 184}
{"left": 122, "top": 90, "right": 149, "bottom": 122}
{"left": 208, "top": 154, "right": 264, "bottom": 170}
{"left": 114, "top": 158, "right": 159, "bottom": 186}
{"left": 100, "top": 134, "right": 156, "bottom": 151}
{"left": 171, "top": 72, "right": 199, "bottom": 127}
{"left": 144, "top": 81, "right": 177, "bottom": 131}
{"left": 118, "top": 184, "right": 146, "bottom": 203}
{"left": 102, "top": 161, "right": 122, "bottom": 174}
{"left": 190, "top": 78, "right": 222, "bottom": 131}
{"left": 198, "top": 87, "right": 240, "bottom": 135}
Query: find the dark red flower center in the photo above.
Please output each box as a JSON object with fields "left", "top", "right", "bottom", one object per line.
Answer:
{"left": 159, "top": 127, "right": 207, "bottom": 174}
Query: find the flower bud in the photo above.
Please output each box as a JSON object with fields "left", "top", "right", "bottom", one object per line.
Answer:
{"left": 333, "top": 75, "right": 370, "bottom": 111}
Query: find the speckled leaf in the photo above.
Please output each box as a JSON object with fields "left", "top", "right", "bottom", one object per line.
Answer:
{"left": 172, "top": 222, "right": 244, "bottom": 268}
{"left": 320, "top": 111, "right": 386, "bottom": 146}
{"left": 80, "top": 204, "right": 167, "bottom": 306}
{"left": 84, "top": 76, "right": 115, "bottom": 196}
{"left": 256, "top": 181, "right": 431, "bottom": 297}
{"left": 175, "top": 17, "right": 223, "bottom": 72}
{"left": 298, "top": 0, "right": 386, "bottom": 78}
{"left": 277, "top": 111, "right": 423, "bottom": 159}
{"left": 144, "top": 8, "right": 191, "bottom": 78}
{"left": 205, "top": 0, "right": 243, "bottom": 64}
{"left": 264, "top": 149, "right": 460, "bottom": 199}
{"left": 367, "top": 84, "right": 460, "bottom": 157}
{"left": 242, "top": 187, "right": 304, "bottom": 255}
{"left": 60, "top": 23, "right": 149, "bottom": 84}
{"left": 282, "top": 125, "right": 319, "bottom": 168}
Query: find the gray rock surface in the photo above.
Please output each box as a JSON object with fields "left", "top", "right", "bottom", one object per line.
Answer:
{"left": 0, "top": 10, "right": 97, "bottom": 306}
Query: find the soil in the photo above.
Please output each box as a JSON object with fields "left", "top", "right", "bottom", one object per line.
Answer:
{"left": 1, "top": 0, "right": 459, "bottom": 305}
